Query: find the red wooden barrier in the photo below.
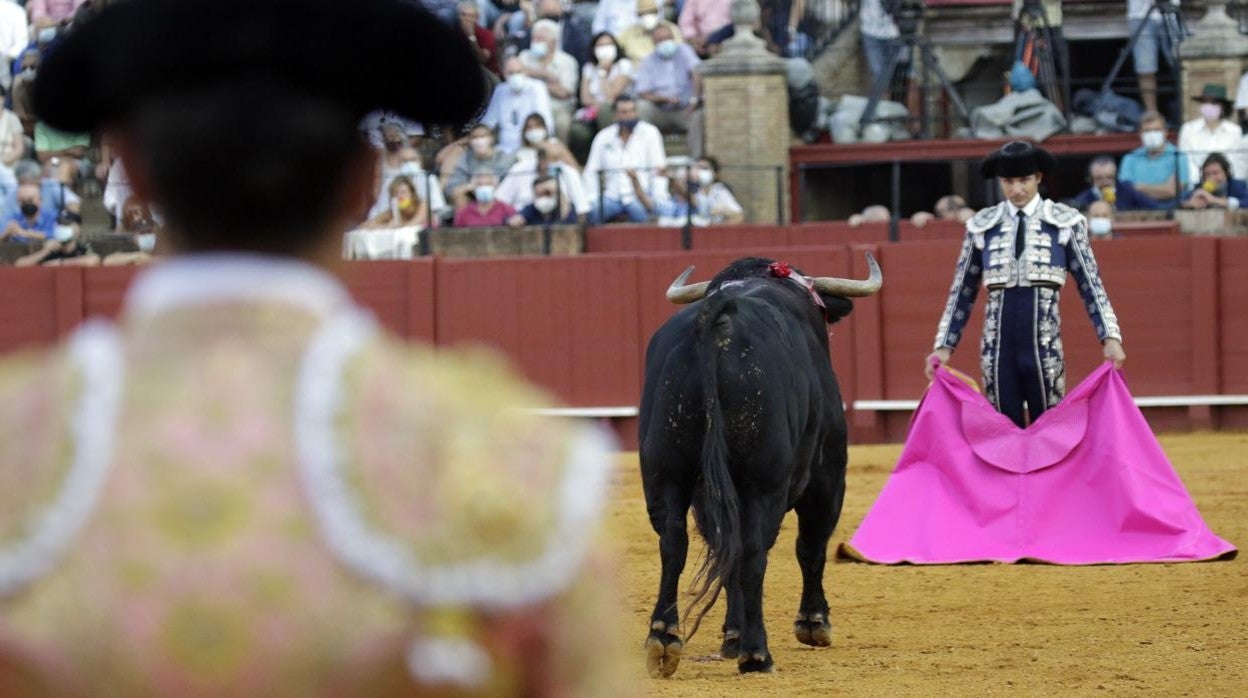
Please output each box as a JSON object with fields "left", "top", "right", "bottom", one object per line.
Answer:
{"left": 583, "top": 225, "right": 682, "bottom": 253}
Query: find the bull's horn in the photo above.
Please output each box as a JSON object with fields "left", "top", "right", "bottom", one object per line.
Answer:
{"left": 811, "top": 252, "right": 883, "bottom": 297}
{"left": 666, "top": 266, "right": 710, "bottom": 304}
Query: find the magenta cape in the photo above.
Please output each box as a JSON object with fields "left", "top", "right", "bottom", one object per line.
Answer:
{"left": 842, "top": 363, "right": 1236, "bottom": 565}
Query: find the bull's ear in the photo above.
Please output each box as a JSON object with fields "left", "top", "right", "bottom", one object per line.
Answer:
{"left": 820, "top": 295, "right": 854, "bottom": 325}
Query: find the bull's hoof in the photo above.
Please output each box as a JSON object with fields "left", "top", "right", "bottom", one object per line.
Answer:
{"left": 645, "top": 622, "right": 683, "bottom": 678}
{"left": 737, "top": 651, "right": 775, "bottom": 674}
{"left": 719, "top": 629, "right": 741, "bottom": 659}
{"left": 794, "top": 612, "right": 833, "bottom": 647}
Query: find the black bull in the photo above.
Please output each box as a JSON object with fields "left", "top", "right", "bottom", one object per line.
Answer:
{"left": 639, "top": 254, "right": 882, "bottom": 677}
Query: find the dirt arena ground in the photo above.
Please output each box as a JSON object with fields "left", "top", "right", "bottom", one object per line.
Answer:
{"left": 606, "top": 432, "right": 1247, "bottom": 696}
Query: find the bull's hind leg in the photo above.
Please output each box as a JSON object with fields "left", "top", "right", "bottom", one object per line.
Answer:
{"left": 645, "top": 482, "right": 691, "bottom": 678}
{"left": 737, "top": 496, "right": 787, "bottom": 674}
{"left": 719, "top": 576, "right": 743, "bottom": 659}
{"left": 792, "top": 464, "right": 845, "bottom": 648}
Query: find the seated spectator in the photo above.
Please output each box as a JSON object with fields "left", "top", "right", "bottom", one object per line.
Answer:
{"left": 456, "top": 0, "right": 499, "bottom": 76}
{"left": 118, "top": 196, "right": 155, "bottom": 234}
{"left": 848, "top": 204, "right": 891, "bottom": 227}
{"left": 482, "top": 56, "right": 554, "bottom": 154}
{"left": 443, "top": 123, "right": 516, "bottom": 209}
{"left": 362, "top": 111, "right": 424, "bottom": 151}
{"left": 666, "top": 155, "right": 744, "bottom": 223}
{"left": 1, "top": 182, "right": 56, "bottom": 242}
{"left": 517, "top": 174, "right": 578, "bottom": 225}
{"left": 593, "top": 0, "right": 646, "bottom": 37}
{"left": 497, "top": 120, "right": 590, "bottom": 216}
{"left": 1182, "top": 153, "right": 1248, "bottom": 210}
{"left": 11, "top": 49, "right": 41, "bottom": 137}
{"left": 0, "top": 0, "right": 24, "bottom": 95}
{"left": 14, "top": 210, "right": 97, "bottom": 266}
{"left": 102, "top": 227, "right": 160, "bottom": 266}
{"left": 633, "top": 25, "right": 703, "bottom": 155}
{"left": 1119, "top": 110, "right": 1188, "bottom": 208}
{"left": 524, "top": 0, "right": 593, "bottom": 66}
{"left": 569, "top": 32, "right": 635, "bottom": 161}
{"left": 519, "top": 20, "right": 578, "bottom": 143}
{"left": 363, "top": 176, "right": 433, "bottom": 229}
{"left": 27, "top": 0, "right": 87, "bottom": 30}
{"left": 910, "top": 194, "right": 974, "bottom": 227}
{"left": 679, "top": 0, "right": 732, "bottom": 57}
{"left": 0, "top": 103, "right": 23, "bottom": 172}
{"left": 1068, "top": 156, "right": 1159, "bottom": 211}
{"left": 1178, "top": 84, "right": 1243, "bottom": 186}
{"left": 3, "top": 158, "right": 81, "bottom": 221}
{"left": 371, "top": 145, "right": 447, "bottom": 221}
{"left": 1085, "top": 200, "right": 1117, "bottom": 239}
{"left": 618, "top": 0, "right": 683, "bottom": 61}
{"left": 583, "top": 96, "right": 668, "bottom": 224}
{"left": 453, "top": 168, "right": 519, "bottom": 226}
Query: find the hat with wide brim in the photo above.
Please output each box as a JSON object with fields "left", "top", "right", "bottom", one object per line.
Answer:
{"left": 1191, "top": 83, "right": 1233, "bottom": 111}
{"left": 979, "top": 140, "right": 1059, "bottom": 179}
{"left": 34, "top": 0, "right": 488, "bottom": 134}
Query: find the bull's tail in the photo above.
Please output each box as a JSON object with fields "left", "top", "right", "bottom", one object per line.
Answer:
{"left": 682, "top": 297, "right": 742, "bottom": 642}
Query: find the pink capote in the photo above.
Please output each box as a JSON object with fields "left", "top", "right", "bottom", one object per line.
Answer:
{"left": 842, "top": 363, "right": 1237, "bottom": 565}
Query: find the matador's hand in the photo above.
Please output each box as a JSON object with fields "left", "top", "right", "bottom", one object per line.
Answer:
{"left": 1103, "top": 338, "right": 1125, "bottom": 369}
{"left": 925, "top": 347, "right": 952, "bottom": 380}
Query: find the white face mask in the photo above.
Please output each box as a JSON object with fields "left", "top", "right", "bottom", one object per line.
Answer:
{"left": 53, "top": 224, "right": 75, "bottom": 242}
{"left": 524, "top": 128, "right": 547, "bottom": 145}
{"left": 695, "top": 169, "right": 714, "bottom": 187}
{"left": 594, "top": 44, "right": 617, "bottom": 63}
{"left": 136, "top": 232, "right": 157, "bottom": 252}
{"left": 470, "top": 136, "right": 491, "bottom": 154}
{"left": 529, "top": 42, "right": 549, "bottom": 59}
{"left": 655, "top": 39, "right": 677, "bottom": 58}
{"left": 474, "top": 185, "right": 495, "bottom": 203}
{"left": 1140, "top": 130, "right": 1165, "bottom": 151}
{"left": 1088, "top": 217, "right": 1113, "bottom": 237}
{"left": 533, "top": 195, "right": 558, "bottom": 213}
{"left": 640, "top": 13, "right": 659, "bottom": 30}
{"left": 1200, "top": 102, "right": 1222, "bottom": 121}
{"left": 506, "top": 73, "right": 527, "bottom": 92}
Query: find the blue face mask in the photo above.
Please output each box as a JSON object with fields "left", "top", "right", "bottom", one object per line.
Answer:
{"left": 474, "top": 185, "right": 495, "bottom": 204}
{"left": 655, "top": 40, "right": 677, "bottom": 59}
{"left": 618, "top": 118, "right": 639, "bottom": 131}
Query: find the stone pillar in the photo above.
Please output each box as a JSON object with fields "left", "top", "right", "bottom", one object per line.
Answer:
{"left": 698, "top": 0, "right": 789, "bottom": 224}
{"left": 1178, "top": 0, "right": 1248, "bottom": 122}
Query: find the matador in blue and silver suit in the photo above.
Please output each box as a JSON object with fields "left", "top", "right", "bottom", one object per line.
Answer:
{"left": 932, "top": 142, "right": 1124, "bottom": 428}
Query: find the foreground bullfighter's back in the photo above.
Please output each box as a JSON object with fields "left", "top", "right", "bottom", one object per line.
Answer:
{"left": 638, "top": 256, "right": 881, "bottom": 677}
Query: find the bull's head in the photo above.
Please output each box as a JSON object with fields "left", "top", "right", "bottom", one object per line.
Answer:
{"left": 665, "top": 252, "right": 883, "bottom": 304}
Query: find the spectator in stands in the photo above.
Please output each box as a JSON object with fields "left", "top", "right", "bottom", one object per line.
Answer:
{"left": 0, "top": 103, "right": 24, "bottom": 171}
{"left": 102, "top": 201, "right": 160, "bottom": 265}
{"left": 457, "top": 0, "right": 500, "bottom": 76}
{"left": 364, "top": 175, "right": 433, "bottom": 229}
{"left": 1181, "top": 152, "right": 1248, "bottom": 210}
{"left": 519, "top": 19, "right": 578, "bottom": 143}
{"left": 634, "top": 25, "right": 703, "bottom": 156}
{"left": 482, "top": 56, "right": 554, "bottom": 154}
{"left": 454, "top": 167, "right": 520, "bottom": 226}
{"left": 444, "top": 123, "right": 516, "bottom": 209}
{"left": 1178, "top": 84, "right": 1243, "bottom": 186}
{"left": 859, "top": 0, "right": 899, "bottom": 81}
{"left": 371, "top": 145, "right": 447, "bottom": 221}
{"left": 1085, "top": 200, "right": 1117, "bottom": 239}
{"left": 0, "top": 0, "right": 26, "bottom": 95}
{"left": 119, "top": 196, "right": 154, "bottom": 234}
{"left": 14, "top": 210, "right": 98, "bottom": 266}
{"left": 4, "top": 158, "right": 80, "bottom": 221}
{"left": 1128, "top": 0, "right": 1177, "bottom": 114}
{"left": 1119, "top": 110, "right": 1188, "bottom": 208}
{"left": 11, "top": 49, "right": 40, "bottom": 136}
{"left": 593, "top": 0, "right": 646, "bottom": 38}
{"left": 618, "top": 0, "right": 683, "bottom": 61}
{"left": 1, "top": 183, "right": 57, "bottom": 242}
{"left": 570, "top": 32, "right": 635, "bottom": 161}
{"left": 679, "top": 0, "right": 731, "bottom": 57}
{"left": 910, "top": 194, "right": 974, "bottom": 227}
{"left": 497, "top": 130, "right": 590, "bottom": 218}
{"left": 848, "top": 204, "right": 891, "bottom": 227}
{"left": 27, "top": 0, "right": 87, "bottom": 29}
{"left": 1069, "top": 156, "right": 1159, "bottom": 211}
{"left": 517, "top": 174, "right": 578, "bottom": 224}
{"left": 674, "top": 155, "right": 744, "bottom": 223}
{"left": 583, "top": 96, "right": 667, "bottom": 224}
{"left": 527, "top": 0, "right": 592, "bottom": 65}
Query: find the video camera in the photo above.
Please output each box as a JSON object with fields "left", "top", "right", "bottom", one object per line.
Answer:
{"left": 882, "top": 0, "right": 925, "bottom": 38}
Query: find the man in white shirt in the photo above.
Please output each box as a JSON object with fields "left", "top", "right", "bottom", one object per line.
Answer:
{"left": 583, "top": 96, "right": 667, "bottom": 224}
{"left": 519, "top": 20, "right": 578, "bottom": 143}
{"left": 481, "top": 57, "right": 555, "bottom": 154}
{"left": 1177, "top": 83, "right": 1244, "bottom": 183}
{"left": 0, "top": 0, "right": 25, "bottom": 93}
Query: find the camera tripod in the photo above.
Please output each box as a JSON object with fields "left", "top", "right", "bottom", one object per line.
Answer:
{"left": 859, "top": 17, "right": 971, "bottom": 139}
{"left": 1099, "top": 0, "right": 1187, "bottom": 125}
{"left": 1015, "top": 0, "right": 1069, "bottom": 116}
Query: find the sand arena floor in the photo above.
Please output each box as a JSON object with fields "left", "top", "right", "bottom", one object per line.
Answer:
{"left": 605, "top": 432, "right": 1247, "bottom": 696}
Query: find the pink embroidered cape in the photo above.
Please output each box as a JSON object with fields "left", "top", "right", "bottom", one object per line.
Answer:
{"left": 843, "top": 363, "right": 1237, "bottom": 565}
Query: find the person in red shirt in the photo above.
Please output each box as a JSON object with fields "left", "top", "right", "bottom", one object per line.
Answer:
{"left": 453, "top": 168, "right": 522, "bottom": 227}
{"left": 458, "top": 0, "right": 499, "bottom": 76}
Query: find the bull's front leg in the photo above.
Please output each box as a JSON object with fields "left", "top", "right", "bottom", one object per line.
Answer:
{"left": 645, "top": 483, "right": 690, "bottom": 678}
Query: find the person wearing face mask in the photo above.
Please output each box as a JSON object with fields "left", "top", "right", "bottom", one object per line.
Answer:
{"left": 497, "top": 135, "right": 590, "bottom": 217}
{"left": 666, "top": 155, "right": 744, "bottom": 224}
{"left": 369, "top": 146, "right": 448, "bottom": 221}
{"left": 0, "top": 182, "right": 56, "bottom": 242}
{"left": 1067, "top": 156, "right": 1159, "bottom": 212}
{"left": 444, "top": 123, "right": 515, "bottom": 210}
{"left": 453, "top": 167, "right": 519, "bottom": 227}
{"left": 928, "top": 141, "right": 1126, "bottom": 428}
{"left": 634, "top": 24, "right": 703, "bottom": 157}
{"left": 618, "top": 0, "right": 682, "bottom": 61}
{"left": 363, "top": 176, "right": 432, "bottom": 230}
{"left": 1084, "top": 200, "right": 1118, "bottom": 239}
{"left": 1118, "top": 110, "right": 1188, "bottom": 208}
{"left": 516, "top": 174, "right": 577, "bottom": 225}
{"left": 1178, "top": 84, "right": 1243, "bottom": 186}
{"left": 11, "top": 49, "right": 41, "bottom": 136}
{"left": 481, "top": 56, "right": 554, "bottom": 154}
{"left": 592, "top": 0, "right": 657, "bottom": 38}
{"left": 569, "top": 32, "right": 635, "bottom": 163}
{"left": 519, "top": 20, "right": 577, "bottom": 143}
{"left": 15, "top": 210, "right": 98, "bottom": 266}
{"left": 1181, "top": 152, "right": 1248, "bottom": 210}
{"left": 583, "top": 96, "right": 667, "bottom": 224}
